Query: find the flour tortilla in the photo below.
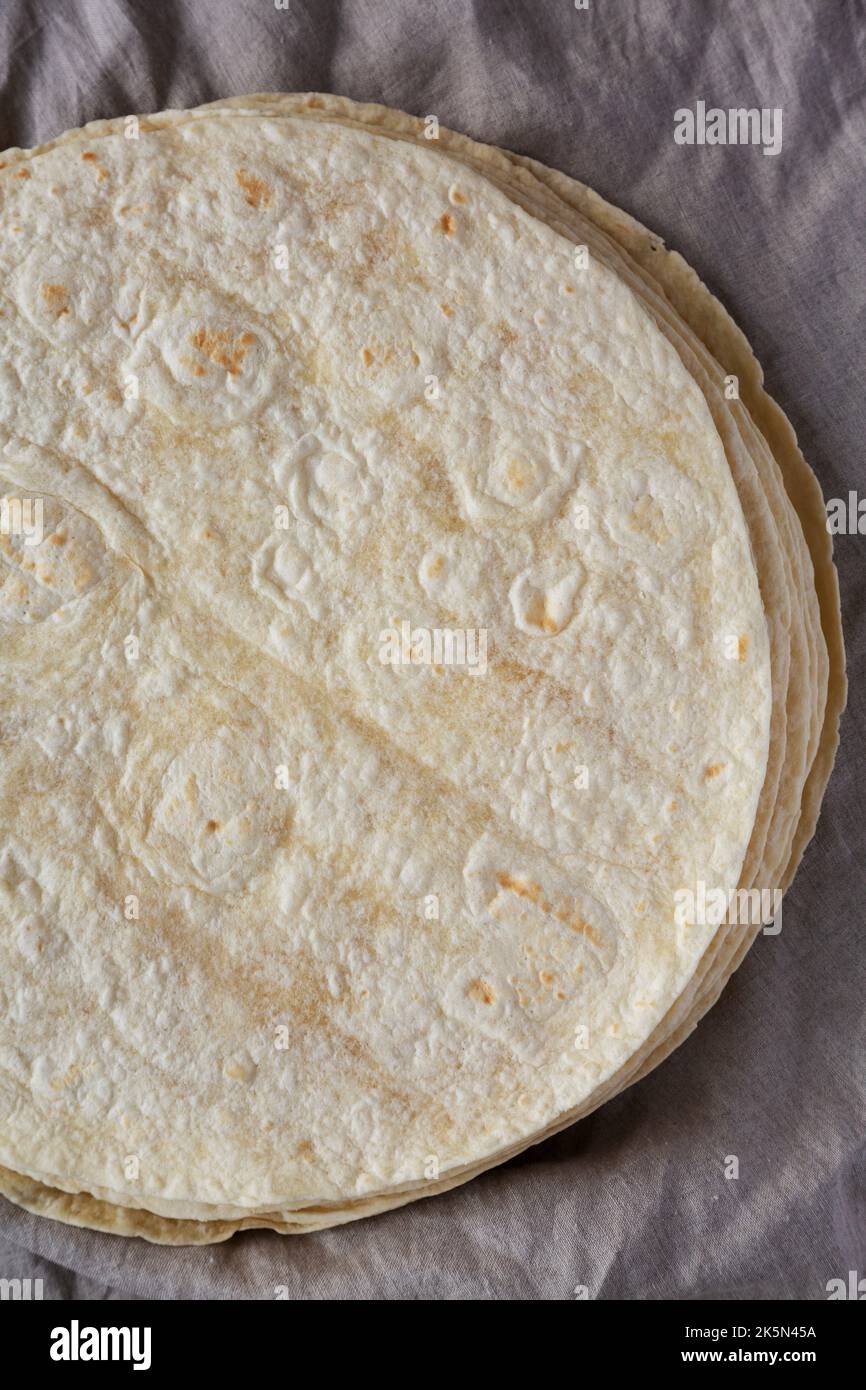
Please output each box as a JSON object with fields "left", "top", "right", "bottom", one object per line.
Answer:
{"left": 0, "top": 100, "right": 845, "bottom": 1251}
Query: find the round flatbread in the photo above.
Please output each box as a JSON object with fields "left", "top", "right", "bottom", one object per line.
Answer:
{"left": 0, "top": 94, "right": 843, "bottom": 1241}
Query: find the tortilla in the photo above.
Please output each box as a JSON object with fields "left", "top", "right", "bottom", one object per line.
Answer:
{"left": 0, "top": 95, "right": 843, "bottom": 1241}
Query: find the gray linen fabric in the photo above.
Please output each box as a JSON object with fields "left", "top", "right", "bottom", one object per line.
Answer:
{"left": 0, "top": 0, "right": 862, "bottom": 1300}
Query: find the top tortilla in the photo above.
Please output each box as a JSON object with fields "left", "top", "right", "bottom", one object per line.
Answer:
{"left": 0, "top": 95, "right": 845, "bottom": 1239}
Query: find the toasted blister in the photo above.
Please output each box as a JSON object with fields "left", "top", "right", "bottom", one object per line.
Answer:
{"left": 0, "top": 94, "right": 843, "bottom": 1243}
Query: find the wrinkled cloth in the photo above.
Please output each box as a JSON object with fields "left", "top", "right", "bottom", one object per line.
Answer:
{"left": 0, "top": 0, "right": 863, "bottom": 1301}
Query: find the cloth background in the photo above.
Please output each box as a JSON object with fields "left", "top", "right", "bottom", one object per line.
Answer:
{"left": 0, "top": 0, "right": 862, "bottom": 1301}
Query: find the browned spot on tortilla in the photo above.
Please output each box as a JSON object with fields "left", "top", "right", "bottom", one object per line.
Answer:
{"left": 305, "top": 96, "right": 325, "bottom": 109}
{"left": 41, "top": 282, "right": 70, "bottom": 318}
{"left": 525, "top": 593, "right": 560, "bottom": 634}
{"left": 438, "top": 212, "right": 456, "bottom": 235}
{"left": 466, "top": 978, "right": 495, "bottom": 1005}
{"left": 50, "top": 1062, "right": 83, "bottom": 1091}
{"left": 71, "top": 559, "right": 95, "bottom": 592}
{"left": 426, "top": 554, "right": 444, "bottom": 578}
{"left": 506, "top": 457, "right": 532, "bottom": 491}
{"left": 495, "top": 873, "right": 603, "bottom": 946}
{"left": 191, "top": 327, "right": 254, "bottom": 376}
{"left": 555, "top": 904, "right": 603, "bottom": 946}
{"left": 411, "top": 348, "right": 420, "bottom": 365}
{"left": 439, "top": 302, "right": 453, "bottom": 317}
{"left": 738, "top": 635, "right": 749, "bottom": 661}
{"left": 449, "top": 187, "right": 467, "bottom": 205}
{"left": 205, "top": 819, "right": 220, "bottom": 832}
{"left": 223, "top": 1058, "right": 254, "bottom": 1082}
{"left": 15, "top": 168, "right": 30, "bottom": 179}
{"left": 629, "top": 494, "right": 671, "bottom": 544}
{"left": 704, "top": 762, "right": 725, "bottom": 780}
{"left": 563, "top": 284, "right": 575, "bottom": 294}
{"left": 497, "top": 872, "right": 542, "bottom": 904}
{"left": 362, "top": 347, "right": 374, "bottom": 367}
{"left": 81, "top": 151, "right": 97, "bottom": 161}
{"left": 236, "top": 168, "right": 272, "bottom": 209}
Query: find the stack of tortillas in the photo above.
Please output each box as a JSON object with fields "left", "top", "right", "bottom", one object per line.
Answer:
{"left": 0, "top": 94, "right": 845, "bottom": 1243}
